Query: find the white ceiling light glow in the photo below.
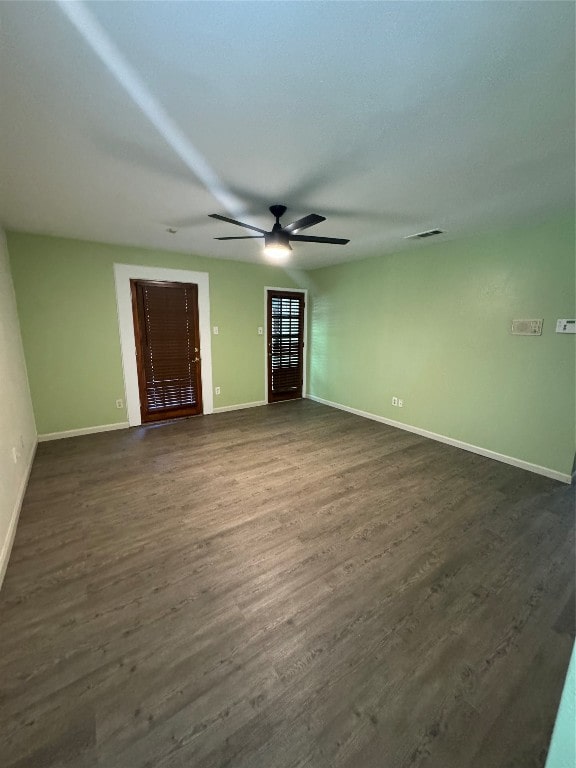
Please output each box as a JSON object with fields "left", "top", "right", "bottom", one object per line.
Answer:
{"left": 263, "top": 231, "right": 292, "bottom": 260}
{"left": 263, "top": 244, "right": 291, "bottom": 261}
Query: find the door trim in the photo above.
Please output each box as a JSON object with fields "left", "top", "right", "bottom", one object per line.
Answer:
{"left": 114, "top": 264, "right": 213, "bottom": 426}
{"left": 264, "top": 286, "right": 308, "bottom": 403}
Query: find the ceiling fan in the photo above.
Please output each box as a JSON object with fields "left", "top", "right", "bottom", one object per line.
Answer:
{"left": 209, "top": 204, "right": 350, "bottom": 258}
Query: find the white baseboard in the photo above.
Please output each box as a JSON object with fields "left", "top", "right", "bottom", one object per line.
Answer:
{"left": 212, "top": 401, "right": 266, "bottom": 414}
{"left": 38, "top": 422, "right": 129, "bottom": 442}
{"left": 307, "top": 395, "right": 571, "bottom": 484}
{"left": 0, "top": 440, "right": 37, "bottom": 590}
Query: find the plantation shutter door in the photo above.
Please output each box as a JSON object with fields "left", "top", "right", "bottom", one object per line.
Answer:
{"left": 267, "top": 291, "right": 305, "bottom": 402}
{"left": 132, "top": 280, "right": 203, "bottom": 422}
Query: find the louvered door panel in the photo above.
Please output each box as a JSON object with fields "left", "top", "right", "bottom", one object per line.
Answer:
{"left": 267, "top": 291, "right": 305, "bottom": 402}
{"left": 131, "top": 280, "right": 203, "bottom": 422}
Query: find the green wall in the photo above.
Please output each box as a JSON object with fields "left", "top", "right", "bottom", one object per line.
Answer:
{"left": 308, "top": 216, "right": 575, "bottom": 477}
{"left": 7, "top": 233, "right": 298, "bottom": 434}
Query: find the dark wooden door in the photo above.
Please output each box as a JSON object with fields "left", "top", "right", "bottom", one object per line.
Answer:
{"left": 131, "top": 280, "right": 203, "bottom": 423}
{"left": 267, "top": 290, "right": 305, "bottom": 402}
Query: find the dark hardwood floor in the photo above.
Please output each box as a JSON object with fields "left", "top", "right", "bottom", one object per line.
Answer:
{"left": 0, "top": 400, "right": 574, "bottom": 768}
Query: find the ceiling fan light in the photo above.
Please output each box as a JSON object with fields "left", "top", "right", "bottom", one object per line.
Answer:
{"left": 263, "top": 242, "right": 291, "bottom": 260}
{"left": 264, "top": 232, "right": 291, "bottom": 260}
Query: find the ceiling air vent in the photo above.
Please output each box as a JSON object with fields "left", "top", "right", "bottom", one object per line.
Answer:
{"left": 404, "top": 229, "right": 444, "bottom": 240}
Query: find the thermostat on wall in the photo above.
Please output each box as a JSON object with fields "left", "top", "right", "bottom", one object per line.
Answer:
{"left": 556, "top": 319, "right": 576, "bottom": 334}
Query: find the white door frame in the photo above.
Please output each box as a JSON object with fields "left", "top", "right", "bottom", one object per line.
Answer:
{"left": 114, "top": 263, "right": 214, "bottom": 426}
{"left": 264, "top": 286, "right": 308, "bottom": 402}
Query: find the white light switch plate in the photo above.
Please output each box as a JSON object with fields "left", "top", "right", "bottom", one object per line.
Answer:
{"left": 556, "top": 319, "right": 576, "bottom": 333}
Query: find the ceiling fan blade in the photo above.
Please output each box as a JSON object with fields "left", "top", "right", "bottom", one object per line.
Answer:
{"left": 284, "top": 213, "right": 326, "bottom": 233}
{"left": 288, "top": 235, "right": 350, "bottom": 245}
{"left": 214, "top": 236, "right": 264, "bottom": 240}
{"left": 208, "top": 213, "right": 267, "bottom": 234}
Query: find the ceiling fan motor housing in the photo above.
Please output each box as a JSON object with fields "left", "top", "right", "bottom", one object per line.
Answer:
{"left": 265, "top": 230, "right": 292, "bottom": 250}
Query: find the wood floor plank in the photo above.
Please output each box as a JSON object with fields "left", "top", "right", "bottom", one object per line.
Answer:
{"left": 0, "top": 400, "right": 573, "bottom": 768}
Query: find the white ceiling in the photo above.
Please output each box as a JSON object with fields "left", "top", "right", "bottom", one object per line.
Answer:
{"left": 0, "top": 1, "right": 574, "bottom": 269}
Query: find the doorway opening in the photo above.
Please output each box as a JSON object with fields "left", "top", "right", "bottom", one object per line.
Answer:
{"left": 267, "top": 290, "right": 306, "bottom": 403}
{"left": 131, "top": 279, "right": 203, "bottom": 422}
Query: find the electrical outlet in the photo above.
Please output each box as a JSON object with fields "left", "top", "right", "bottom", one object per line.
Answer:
{"left": 213, "top": 326, "right": 219, "bottom": 335}
{"left": 398, "top": 399, "right": 403, "bottom": 408}
{"left": 215, "top": 386, "right": 221, "bottom": 395}
{"left": 115, "top": 398, "right": 124, "bottom": 409}
{"left": 257, "top": 327, "right": 263, "bottom": 335}
{"left": 11, "top": 447, "right": 19, "bottom": 464}
{"left": 392, "top": 396, "right": 398, "bottom": 406}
